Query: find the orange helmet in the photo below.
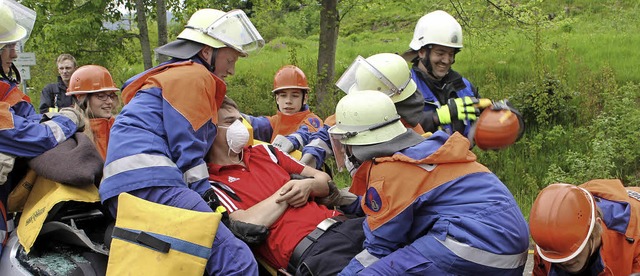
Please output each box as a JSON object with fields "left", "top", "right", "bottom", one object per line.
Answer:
{"left": 66, "top": 65, "right": 119, "bottom": 97}
{"left": 529, "top": 184, "right": 597, "bottom": 263}
{"left": 272, "top": 65, "right": 309, "bottom": 94}
{"left": 472, "top": 101, "right": 524, "bottom": 150}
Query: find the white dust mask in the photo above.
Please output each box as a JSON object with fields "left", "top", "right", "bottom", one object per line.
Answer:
{"left": 223, "top": 120, "right": 250, "bottom": 154}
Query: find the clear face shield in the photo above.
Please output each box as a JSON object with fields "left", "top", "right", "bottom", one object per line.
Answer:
{"left": 335, "top": 56, "right": 410, "bottom": 97}
{"left": 204, "top": 10, "right": 264, "bottom": 55}
{"left": 0, "top": 0, "right": 36, "bottom": 46}
{"left": 328, "top": 114, "right": 402, "bottom": 172}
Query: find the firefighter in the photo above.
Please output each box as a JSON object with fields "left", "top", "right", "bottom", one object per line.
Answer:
{"left": 0, "top": 0, "right": 82, "bottom": 256}
{"left": 403, "top": 10, "right": 481, "bottom": 137}
{"left": 329, "top": 90, "right": 529, "bottom": 275}
{"left": 530, "top": 180, "right": 640, "bottom": 275}
{"left": 98, "top": 8, "right": 264, "bottom": 275}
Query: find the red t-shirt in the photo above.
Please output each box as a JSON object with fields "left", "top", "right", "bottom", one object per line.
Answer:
{"left": 208, "top": 144, "right": 337, "bottom": 269}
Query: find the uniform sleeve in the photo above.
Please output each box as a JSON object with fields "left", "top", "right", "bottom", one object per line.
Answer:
{"left": 0, "top": 101, "right": 76, "bottom": 157}
{"left": 244, "top": 114, "right": 273, "bottom": 143}
{"left": 285, "top": 124, "right": 309, "bottom": 151}
{"left": 39, "top": 84, "right": 53, "bottom": 114}
{"left": 301, "top": 126, "right": 332, "bottom": 170}
{"left": 162, "top": 98, "right": 216, "bottom": 195}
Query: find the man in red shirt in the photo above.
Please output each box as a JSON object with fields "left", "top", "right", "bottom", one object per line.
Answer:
{"left": 207, "top": 97, "right": 364, "bottom": 275}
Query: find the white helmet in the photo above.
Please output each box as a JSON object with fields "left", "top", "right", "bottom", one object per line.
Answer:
{"left": 409, "top": 10, "right": 463, "bottom": 51}
{"left": 0, "top": 0, "right": 35, "bottom": 46}
{"left": 156, "top": 9, "right": 264, "bottom": 59}
{"left": 336, "top": 53, "right": 417, "bottom": 103}
{"left": 329, "top": 90, "right": 407, "bottom": 146}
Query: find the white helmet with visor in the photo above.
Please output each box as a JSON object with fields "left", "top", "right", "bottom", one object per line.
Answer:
{"left": 336, "top": 53, "right": 416, "bottom": 103}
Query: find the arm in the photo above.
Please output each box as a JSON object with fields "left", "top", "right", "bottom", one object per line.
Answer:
{"left": 228, "top": 190, "right": 289, "bottom": 227}
{"left": 243, "top": 114, "right": 273, "bottom": 143}
{"left": 0, "top": 101, "right": 77, "bottom": 157}
{"left": 276, "top": 166, "right": 330, "bottom": 207}
{"left": 300, "top": 126, "right": 332, "bottom": 169}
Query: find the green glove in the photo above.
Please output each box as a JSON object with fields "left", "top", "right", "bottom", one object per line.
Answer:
{"left": 435, "top": 96, "right": 480, "bottom": 125}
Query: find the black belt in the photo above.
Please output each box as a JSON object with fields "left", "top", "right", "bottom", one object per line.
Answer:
{"left": 287, "top": 215, "right": 348, "bottom": 273}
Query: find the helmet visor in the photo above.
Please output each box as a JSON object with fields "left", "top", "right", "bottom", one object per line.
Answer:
{"left": 0, "top": 0, "right": 36, "bottom": 45}
{"left": 205, "top": 10, "right": 264, "bottom": 55}
{"left": 335, "top": 56, "right": 409, "bottom": 97}
{"left": 328, "top": 131, "right": 347, "bottom": 172}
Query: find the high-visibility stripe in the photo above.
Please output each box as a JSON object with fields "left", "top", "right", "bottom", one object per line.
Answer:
{"left": 355, "top": 249, "right": 379, "bottom": 268}
{"left": 307, "top": 138, "right": 332, "bottom": 156}
{"left": 212, "top": 186, "right": 238, "bottom": 212}
{"left": 289, "top": 133, "right": 304, "bottom": 150}
{"left": 103, "top": 153, "right": 177, "bottom": 180}
{"left": 183, "top": 163, "right": 208, "bottom": 184}
{"left": 437, "top": 236, "right": 527, "bottom": 269}
{"left": 42, "top": 120, "right": 67, "bottom": 143}
{"left": 113, "top": 227, "right": 211, "bottom": 259}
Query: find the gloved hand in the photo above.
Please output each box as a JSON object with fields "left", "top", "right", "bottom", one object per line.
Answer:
{"left": 272, "top": 134, "right": 295, "bottom": 153}
{"left": 435, "top": 96, "right": 480, "bottom": 125}
{"left": 43, "top": 107, "right": 85, "bottom": 131}
{"left": 227, "top": 219, "right": 270, "bottom": 245}
{"left": 0, "top": 152, "right": 15, "bottom": 185}
{"left": 315, "top": 180, "right": 358, "bottom": 208}
{"left": 300, "top": 153, "right": 317, "bottom": 169}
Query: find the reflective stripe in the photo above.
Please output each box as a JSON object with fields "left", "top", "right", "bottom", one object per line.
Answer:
{"left": 417, "top": 164, "right": 437, "bottom": 172}
{"left": 355, "top": 249, "right": 379, "bottom": 268}
{"left": 628, "top": 189, "right": 640, "bottom": 202}
{"left": 289, "top": 133, "right": 304, "bottom": 150}
{"left": 103, "top": 153, "right": 177, "bottom": 180}
{"left": 307, "top": 138, "right": 332, "bottom": 157}
{"left": 42, "top": 120, "right": 67, "bottom": 143}
{"left": 437, "top": 236, "right": 527, "bottom": 269}
{"left": 183, "top": 163, "right": 208, "bottom": 184}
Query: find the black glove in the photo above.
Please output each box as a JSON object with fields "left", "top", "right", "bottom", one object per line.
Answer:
{"left": 227, "top": 219, "right": 270, "bottom": 246}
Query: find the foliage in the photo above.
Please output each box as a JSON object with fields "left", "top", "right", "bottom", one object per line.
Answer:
{"left": 19, "top": 0, "right": 640, "bottom": 218}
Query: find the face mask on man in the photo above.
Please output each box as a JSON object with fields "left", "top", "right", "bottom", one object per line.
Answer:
{"left": 221, "top": 120, "right": 249, "bottom": 154}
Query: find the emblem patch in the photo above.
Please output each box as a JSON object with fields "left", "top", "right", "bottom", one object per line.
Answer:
{"left": 365, "top": 187, "right": 382, "bottom": 212}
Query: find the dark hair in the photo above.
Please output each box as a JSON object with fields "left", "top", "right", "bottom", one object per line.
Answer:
{"left": 221, "top": 96, "right": 239, "bottom": 110}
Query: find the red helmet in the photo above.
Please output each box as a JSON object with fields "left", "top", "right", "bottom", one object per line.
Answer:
{"left": 66, "top": 65, "right": 119, "bottom": 97}
{"left": 472, "top": 101, "right": 524, "bottom": 150}
{"left": 272, "top": 65, "right": 309, "bottom": 94}
{"left": 529, "top": 184, "right": 597, "bottom": 263}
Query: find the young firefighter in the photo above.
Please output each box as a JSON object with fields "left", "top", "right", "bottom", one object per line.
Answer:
{"left": 0, "top": 0, "right": 83, "bottom": 256}
{"left": 65, "top": 65, "right": 119, "bottom": 159}
{"left": 245, "top": 65, "right": 331, "bottom": 169}
{"left": 329, "top": 90, "right": 529, "bottom": 275}
{"left": 530, "top": 180, "right": 640, "bottom": 275}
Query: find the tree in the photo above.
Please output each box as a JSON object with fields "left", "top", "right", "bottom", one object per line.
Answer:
{"left": 316, "top": 0, "right": 338, "bottom": 109}
{"left": 156, "top": 0, "right": 168, "bottom": 63}
{"left": 135, "top": 0, "right": 153, "bottom": 69}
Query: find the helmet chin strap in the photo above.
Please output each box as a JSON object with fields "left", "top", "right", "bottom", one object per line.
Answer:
{"left": 209, "top": 48, "right": 218, "bottom": 73}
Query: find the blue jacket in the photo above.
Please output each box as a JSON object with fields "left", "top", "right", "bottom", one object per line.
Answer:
{"left": 1, "top": 79, "right": 77, "bottom": 256}
{"left": 99, "top": 59, "right": 226, "bottom": 201}
{"left": 411, "top": 68, "right": 478, "bottom": 136}
{"left": 340, "top": 131, "right": 529, "bottom": 275}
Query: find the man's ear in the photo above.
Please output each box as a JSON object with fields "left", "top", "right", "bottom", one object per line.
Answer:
{"left": 418, "top": 48, "right": 428, "bottom": 59}
{"left": 198, "top": 45, "right": 213, "bottom": 61}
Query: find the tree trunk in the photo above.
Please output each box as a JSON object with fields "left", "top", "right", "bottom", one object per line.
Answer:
{"left": 135, "top": 0, "right": 153, "bottom": 69}
{"left": 156, "top": 0, "right": 168, "bottom": 63}
{"left": 316, "top": 0, "right": 339, "bottom": 116}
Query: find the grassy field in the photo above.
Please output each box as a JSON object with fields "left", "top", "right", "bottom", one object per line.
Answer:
{"left": 24, "top": 0, "right": 639, "bottom": 218}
